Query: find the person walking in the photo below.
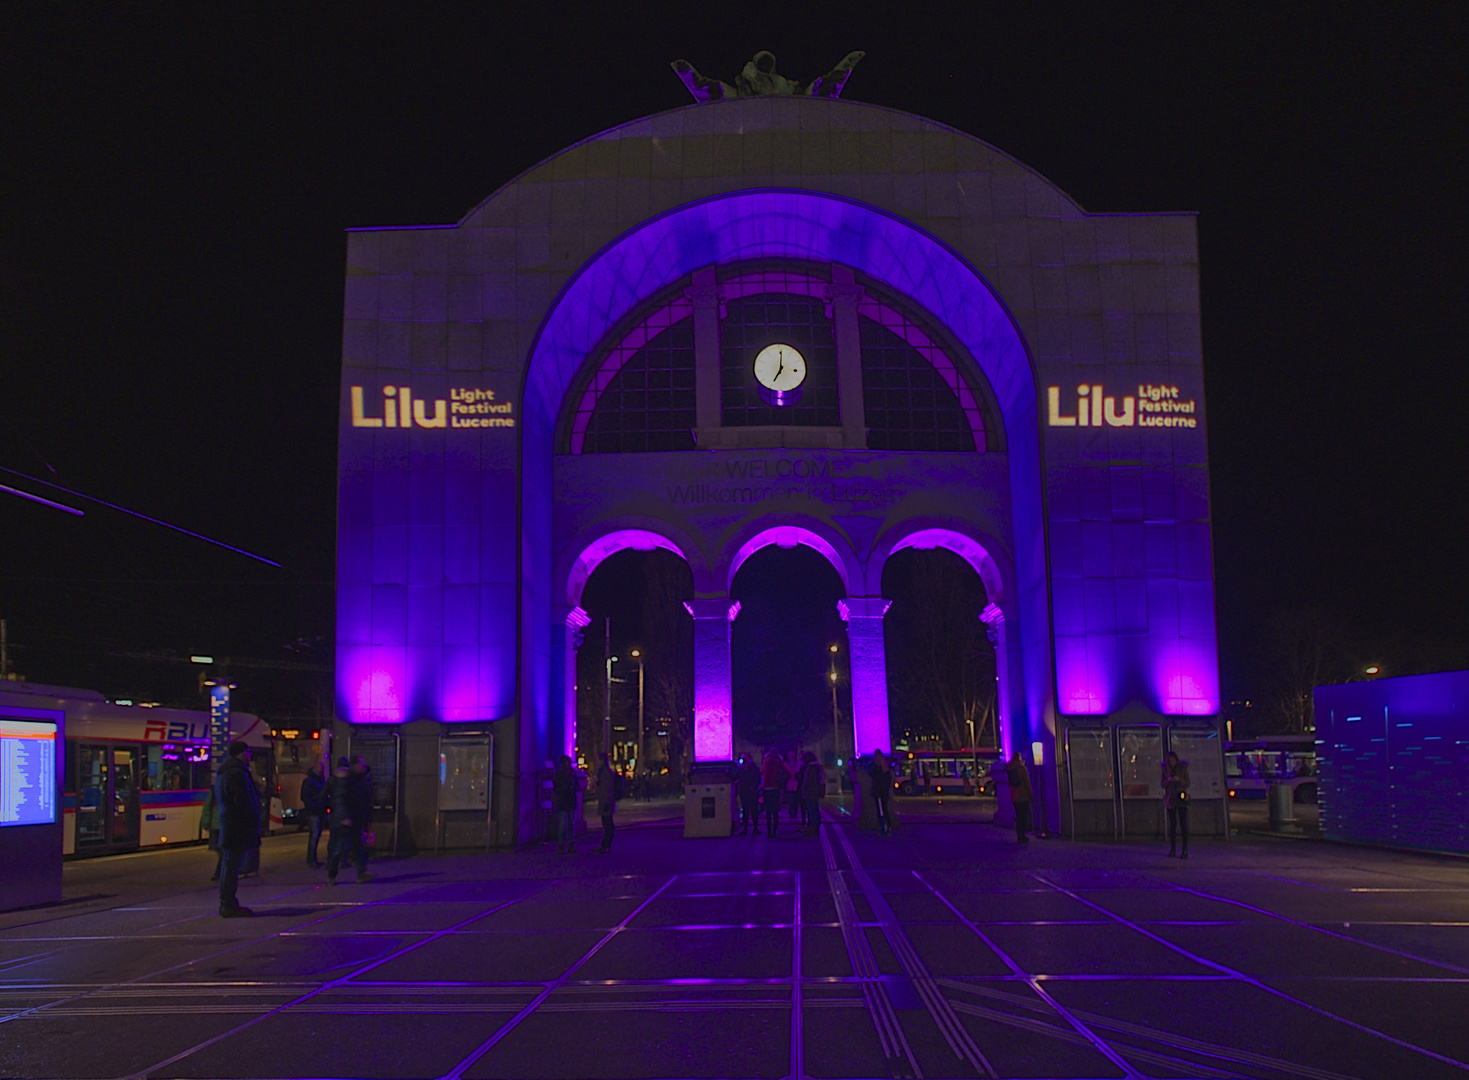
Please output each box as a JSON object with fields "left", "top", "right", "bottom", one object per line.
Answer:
{"left": 785, "top": 751, "right": 802, "bottom": 823}
{"left": 1007, "top": 750, "right": 1033, "bottom": 844}
{"left": 868, "top": 750, "right": 894, "bottom": 835}
{"left": 552, "top": 754, "right": 578, "bottom": 854}
{"left": 760, "top": 751, "right": 789, "bottom": 837}
{"left": 1163, "top": 750, "right": 1191, "bottom": 859}
{"left": 299, "top": 758, "right": 327, "bottom": 869}
{"left": 326, "top": 756, "right": 370, "bottom": 884}
{"left": 200, "top": 781, "right": 222, "bottom": 882}
{"left": 593, "top": 753, "right": 619, "bottom": 853}
{"left": 737, "top": 755, "right": 761, "bottom": 835}
{"left": 801, "top": 751, "right": 825, "bottom": 836}
{"left": 215, "top": 741, "right": 260, "bottom": 917}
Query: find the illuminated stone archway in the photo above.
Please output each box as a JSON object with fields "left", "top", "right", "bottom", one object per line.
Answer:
{"left": 525, "top": 190, "right": 1049, "bottom": 766}
{"left": 875, "top": 526, "right": 1014, "bottom": 757}
{"left": 555, "top": 526, "right": 700, "bottom": 760}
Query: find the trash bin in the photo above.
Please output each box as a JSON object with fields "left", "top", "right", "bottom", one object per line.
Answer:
{"left": 1268, "top": 783, "right": 1295, "bottom": 829}
{"left": 684, "top": 773, "right": 733, "bottom": 837}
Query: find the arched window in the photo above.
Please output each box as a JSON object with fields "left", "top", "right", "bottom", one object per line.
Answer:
{"left": 567, "top": 262, "right": 992, "bottom": 454}
{"left": 858, "top": 301, "right": 983, "bottom": 453}
{"left": 573, "top": 299, "right": 696, "bottom": 454}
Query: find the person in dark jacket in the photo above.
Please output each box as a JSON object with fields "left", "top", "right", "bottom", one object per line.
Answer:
{"left": 215, "top": 741, "right": 261, "bottom": 917}
{"left": 1162, "top": 751, "right": 1191, "bottom": 859}
{"left": 299, "top": 759, "right": 327, "bottom": 869}
{"left": 1007, "top": 751, "right": 1033, "bottom": 844}
{"left": 868, "top": 750, "right": 894, "bottom": 835}
{"left": 326, "top": 756, "right": 372, "bottom": 883}
{"left": 552, "top": 754, "right": 578, "bottom": 854}
{"left": 737, "top": 755, "right": 762, "bottom": 836}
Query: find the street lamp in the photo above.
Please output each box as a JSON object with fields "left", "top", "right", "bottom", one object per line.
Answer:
{"left": 604, "top": 650, "right": 618, "bottom": 762}
{"left": 630, "top": 649, "right": 644, "bottom": 774}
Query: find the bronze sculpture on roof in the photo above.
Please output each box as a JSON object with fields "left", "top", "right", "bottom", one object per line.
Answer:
{"left": 672, "top": 50, "right": 865, "bottom": 103}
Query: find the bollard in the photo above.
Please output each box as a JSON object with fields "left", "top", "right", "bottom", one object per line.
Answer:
{"left": 1268, "top": 783, "right": 1295, "bottom": 830}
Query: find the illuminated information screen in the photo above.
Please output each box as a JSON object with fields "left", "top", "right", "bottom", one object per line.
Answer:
{"left": 0, "top": 719, "right": 57, "bottom": 827}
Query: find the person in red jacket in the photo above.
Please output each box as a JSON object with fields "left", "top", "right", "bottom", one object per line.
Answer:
{"left": 760, "top": 751, "right": 791, "bottom": 837}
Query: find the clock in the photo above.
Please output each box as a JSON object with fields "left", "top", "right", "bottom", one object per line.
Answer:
{"left": 752, "top": 343, "right": 807, "bottom": 401}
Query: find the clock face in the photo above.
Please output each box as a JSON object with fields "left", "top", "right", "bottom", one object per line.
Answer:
{"left": 752, "top": 343, "right": 807, "bottom": 393}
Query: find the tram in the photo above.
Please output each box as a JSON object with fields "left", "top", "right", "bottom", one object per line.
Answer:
{"left": 1224, "top": 734, "right": 1318, "bottom": 803}
{"left": 0, "top": 681, "right": 269, "bottom": 857}
{"left": 895, "top": 748, "right": 1002, "bottom": 796}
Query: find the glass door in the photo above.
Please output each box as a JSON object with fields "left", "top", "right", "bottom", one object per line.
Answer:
{"left": 77, "top": 744, "right": 108, "bottom": 846}
{"left": 110, "top": 746, "right": 141, "bottom": 846}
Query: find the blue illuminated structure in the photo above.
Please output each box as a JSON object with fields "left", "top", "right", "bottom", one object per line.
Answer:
{"left": 1316, "top": 670, "right": 1469, "bottom": 853}
{"left": 336, "top": 97, "right": 1222, "bottom": 844}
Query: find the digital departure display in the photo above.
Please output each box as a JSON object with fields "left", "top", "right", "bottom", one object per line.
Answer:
{"left": 0, "top": 718, "right": 57, "bottom": 827}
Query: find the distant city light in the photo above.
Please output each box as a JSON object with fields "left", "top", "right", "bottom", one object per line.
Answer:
{"left": 114, "top": 699, "right": 133, "bottom": 706}
{"left": 190, "top": 655, "right": 214, "bottom": 665}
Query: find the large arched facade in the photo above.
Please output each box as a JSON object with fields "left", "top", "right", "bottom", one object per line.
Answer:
{"left": 335, "top": 97, "right": 1222, "bottom": 846}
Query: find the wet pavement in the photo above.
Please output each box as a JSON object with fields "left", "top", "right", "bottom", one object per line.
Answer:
{"left": 2, "top": 802, "right": 1467, "bottom": 1079}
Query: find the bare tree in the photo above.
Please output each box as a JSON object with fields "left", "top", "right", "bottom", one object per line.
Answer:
{"left": 643, "top": 552, "right": 693, "bottom": 776}
{"left": 1263, "top": 609, "right": 1360, "bottom": 732}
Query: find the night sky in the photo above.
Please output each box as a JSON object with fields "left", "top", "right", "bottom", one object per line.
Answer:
{"left": 4, "top": 7, "right": 1465, "bottom": 720}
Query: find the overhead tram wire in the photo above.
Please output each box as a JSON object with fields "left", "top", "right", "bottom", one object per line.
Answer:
{"left": 0, "top": 464, "right": 280, "bottom": 567}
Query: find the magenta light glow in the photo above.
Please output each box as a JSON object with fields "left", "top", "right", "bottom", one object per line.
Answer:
{"left": 1156, "top": 643, "right": 1219, "bottom": 715}
{"left": 567, "top": 529, "right": 688, "bottom": 605}
{"left": 686, "top": 599, "right": 739, "bottom": 760}
{"left": 839, "top": 597, "right": 894, "bottom": 755}
{"left": 345, "top": 653, "right": 405, "bottom": 724}
{"left": 729, "top": 525, "right": 851, "bottom": 594}
{"left": 1054, "top": 634, "right": 1113, "bottom": 716}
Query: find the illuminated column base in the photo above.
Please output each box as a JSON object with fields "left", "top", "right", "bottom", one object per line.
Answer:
{"left": 684, "top": 598, "right": 740, "bottom": 761}
{"left": 562, "top": 606, "right": 591, "bottom": 760}
{"left": 839, "top": 597, "right": 892, "bottom": 757}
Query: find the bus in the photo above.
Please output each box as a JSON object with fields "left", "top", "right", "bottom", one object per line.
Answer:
{"left": 0, "top": 681, "right": 270, "bottom": 857}
{"left": 272, "top": 725, "right": 326, "bottom": 826}
{"left": 894, "top": 748, "right": 1002, "bottom": 796}
{"left": 1224, "top": 735, "right": 1318, "bottom": 803}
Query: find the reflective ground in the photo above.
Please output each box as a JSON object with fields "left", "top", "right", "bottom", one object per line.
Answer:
{"left": 2, "top": 802, "right": 1466, "bottom": 1079}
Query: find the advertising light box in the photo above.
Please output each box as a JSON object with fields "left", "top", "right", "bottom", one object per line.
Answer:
{"left": 1, "top": 718, "right": 57, "bottom": 827}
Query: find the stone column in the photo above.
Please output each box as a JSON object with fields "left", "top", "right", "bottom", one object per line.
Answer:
{"left": 829, "top": 265, "right": 868, "bottom": 449}
{"left": 688, "top": 267, "right": 722, "bottom": 439}
{"left": 560, "top": 606, "right": 591, "bottom": 760}
{"left": 683, "top": 598, "right": 741, "bottom": 761}
{"left": 839, "top": 597, "right": 892, "bottom": 756}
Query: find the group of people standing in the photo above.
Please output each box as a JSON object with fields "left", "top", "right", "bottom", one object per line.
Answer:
{"left": 737, "top": 750, "right": 826, "bottom": 837}
{"left": 202, "top": 743, "right": 376, "bottom": 918}
{"left": 299, "top": 754, "right": 377, "bottom": 882}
